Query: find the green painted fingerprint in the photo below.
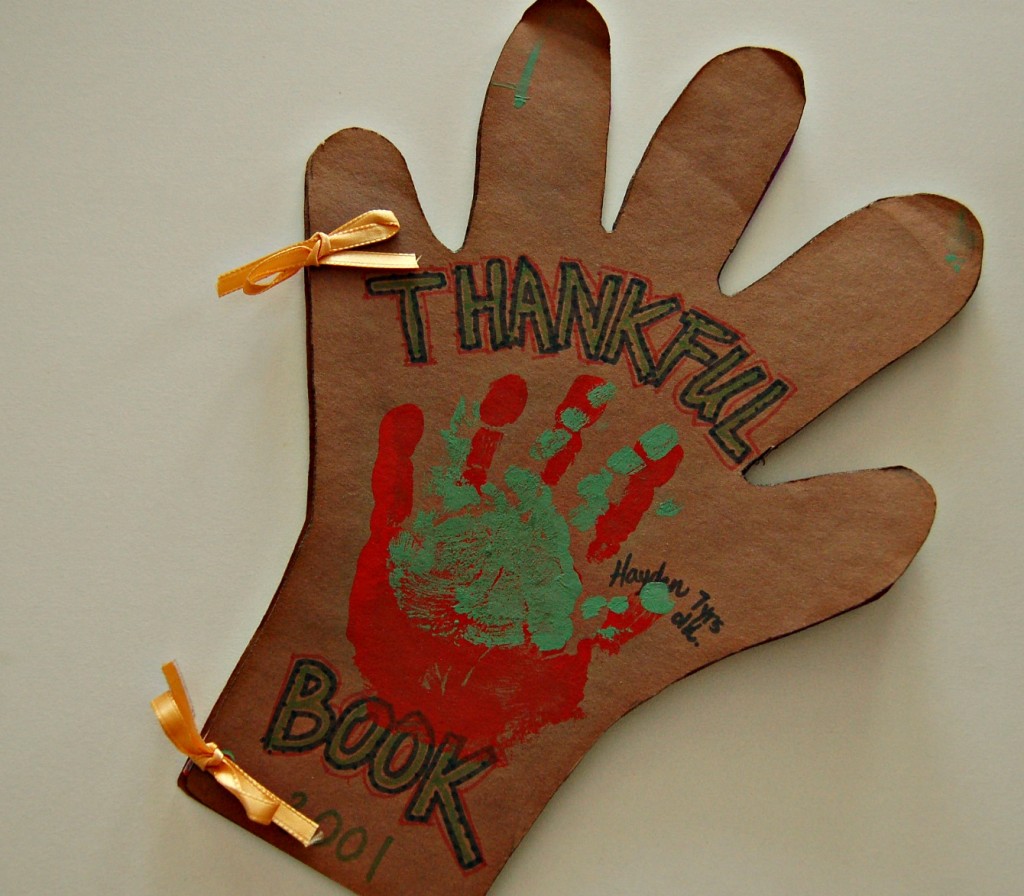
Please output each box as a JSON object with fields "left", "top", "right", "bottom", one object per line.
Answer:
{"left": 587, "top": 382, "right": 617, "bottom": 407}
{"left": 581, "top": 595, "right": 606, "bottom": 619}
{"left": 560, "top": 406, "right": 589, "bottom": 432}
{"left": 607, "top": 595, "right": 629, "bottom": 614}
{"left": 531, "top": 427, "right": 571, "bottom": 460}
{"left": 607, "top": 446, "right": 644, "bottom": 475}
{"left": 571, "top": 469, "right": 613, "bottom": 531}
{"left": 639, "top": 423, "right": 679, "bottom": 461}
{"left": 639, "top": 582, "right": 674, "bottom": 614}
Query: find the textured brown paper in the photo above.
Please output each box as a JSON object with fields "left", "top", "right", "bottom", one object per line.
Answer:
{"left": 177, "top": 1, "right": 982, "bottom": 893}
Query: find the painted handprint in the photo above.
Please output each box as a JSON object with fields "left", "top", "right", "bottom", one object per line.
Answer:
{"left": 349, "top": 373, "right": 681, "bottom": 748}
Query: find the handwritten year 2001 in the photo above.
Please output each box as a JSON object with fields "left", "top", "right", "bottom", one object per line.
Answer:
{"left": 290, "top": 791, "right": 394, "bottom": 883}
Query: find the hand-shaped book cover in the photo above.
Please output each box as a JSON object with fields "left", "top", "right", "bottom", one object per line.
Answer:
{"left": 174, "top": 1, "right": 982, "bottom": 892}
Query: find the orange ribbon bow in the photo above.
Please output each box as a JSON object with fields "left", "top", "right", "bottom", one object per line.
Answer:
{"left": 151, "top": 661, "right": 321, "bottom": 846}
{"left": 217, "top": 209, "right": 419, "bottom": 296}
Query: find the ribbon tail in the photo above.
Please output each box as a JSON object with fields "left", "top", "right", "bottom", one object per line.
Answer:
{"left": 212, "top": 759, "right": 322, "bottom": 846}
{"left": 152, "top": 662, "right": 321, "bottom": 847}
{"left": 217, "top": 243, "right": 313, "bottom": 296}
{"left": 318, "top": 250, "right": 420, "bottom": 269}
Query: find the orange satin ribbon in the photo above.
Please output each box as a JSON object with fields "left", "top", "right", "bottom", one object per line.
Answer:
{"left": 152, "top": 661, "right": 321, "bottom": 847}
{"left": 217, "top": 209, "right": 419, "bottom": 296}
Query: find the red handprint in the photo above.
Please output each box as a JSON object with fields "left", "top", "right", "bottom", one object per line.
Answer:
{"left": 348, "top": 372, "right": 682, "bottom": 749}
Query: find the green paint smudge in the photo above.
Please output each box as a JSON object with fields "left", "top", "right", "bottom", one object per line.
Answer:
{"left": 490, "top": 40, "right": 543, "bottom": 109}
{"left": 514, "top": 40, "right": 543, "bottom": 109}
{"left": 639, "top": 582, "right": 674, "bottom": 614}
{"left": 655, "top": 499, "right": 682, "bottom": 517}
{"left": 945, "top": 211, "right": 976, "bottom": 273}
{"left": 597, "top": 626, "right": 620, "bottom": 640}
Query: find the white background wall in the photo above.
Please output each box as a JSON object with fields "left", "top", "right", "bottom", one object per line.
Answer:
{"left": 3, "top": 1, "right": 1021, "bottom": 893}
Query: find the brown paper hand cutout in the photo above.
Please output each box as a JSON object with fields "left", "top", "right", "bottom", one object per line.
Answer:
{"left": 180, "top": 1, "right": 982, "bottom": 892}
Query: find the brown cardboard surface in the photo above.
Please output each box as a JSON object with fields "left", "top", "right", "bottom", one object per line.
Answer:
{"left": 180, "top": 1, "right": 982, "bottom": 893}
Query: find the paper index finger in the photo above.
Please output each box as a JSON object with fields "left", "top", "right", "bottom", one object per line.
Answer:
{"left": 613, "top": 47, "right": 804, "bottom": 287}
